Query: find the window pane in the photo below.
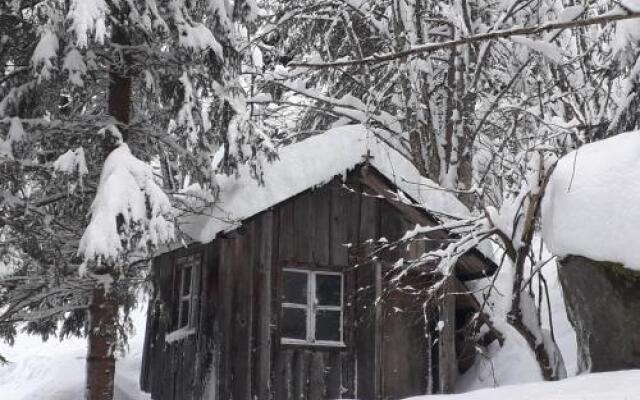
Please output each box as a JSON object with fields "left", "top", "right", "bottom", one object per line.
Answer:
{"left": 281, "top": 307, "right": 306, "bottom": 340}
{"left": 315, "top": 310, "right": 341, "bottom": 342}
{"left": 283, "top": 271, "right": 307, "bottom": 304}
{"left": 180, "top": 300, "right": 190, "bottom": 328}
{"left": 316, "top": 274, "right": 341, "bottom": 306}
{"left": 182, "top": 267, "right": 192, "bottom": 297}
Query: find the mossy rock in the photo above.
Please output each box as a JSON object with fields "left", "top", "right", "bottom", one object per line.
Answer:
{"left": 559, "top": 255, "right": 640, "bottom": 373}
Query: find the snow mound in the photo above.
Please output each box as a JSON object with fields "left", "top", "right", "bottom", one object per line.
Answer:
{"left": 181, "top": 124, "right": 470, "bottom": 242}
{"left": 458, "top": 239, "right": 577, "bottom": 391}
{"left": 407, "top": 369, "right": 640, "bottom": 400}
{"left": 542, "top": 131, "right": 640, "bottom": 270}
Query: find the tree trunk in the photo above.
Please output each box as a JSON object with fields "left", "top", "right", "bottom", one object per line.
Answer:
{"left": 506, "top": 159, "right": 563, "bottom": 380}
{"left": 85, "top": 17, "right": 131, "bottom": 400}
{"left": 86, "top": 287, "right": 118, "bottom": 400}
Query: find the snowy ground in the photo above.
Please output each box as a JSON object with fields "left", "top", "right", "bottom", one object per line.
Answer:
{"left": 410, "top": 370, "right": 640, "bottom": 400}
{"left": 0, "top": 303, "right": 150, "bottom": 400}
{"left": 456, "top": 239, "right": 578, "bottom": 392}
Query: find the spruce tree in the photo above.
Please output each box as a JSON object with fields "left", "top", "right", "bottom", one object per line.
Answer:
{"left": 0, "top": 1, "right": 270, "bottom": 399}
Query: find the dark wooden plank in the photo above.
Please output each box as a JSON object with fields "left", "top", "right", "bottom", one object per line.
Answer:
{"left": 330, "top": 183, "right": 351, "bottom": 266}
{"left": 219, "top": 238, "right": 234, "bottom": 400}
{"left": 340, "top": 266, "right": 356, "bottom": 398}
{"left": 325, "top": 351, "right": 342, "bottom": 399}
{"left": 353, "top": 187, "right": 379, "bottom": 400}
{"left": 196, "top": 242, "right": 220, "bottom": 399}
{"left": 438, "top": 276, "right": 458, "bottom": 394}
{"left": 231, "top": 225, "right": 254, "bottom": 400}
{"left": 141, "top": 255, "right": 169, "bottom": 392}
{"left": 335, "top": 183, "right": 370, "bottom": 399}
{"left": 378, "top": 199, "right": 406, "bottom": 261}
{"left": 309, "top": 352, "right": 325, "bottom": 400}
{"left": 180, "top": 336, "right": 198, "bottom": 400}
{"left": 355, "top": 262, "right": 376, "bottom": 400}
{"left": 374, "top": 261, "right": 383, "bottom": 398}
{"left": 293, "top": 349, "right": 310, "bottom": 400}
{"left": 140, "top": 298, "right": 157, "bottom": 393}
{"left": 152, "top": 253, "right": 179, "bottom": 400}
{"left": 340, "top": 347, "right": 355, "bottom": 399}
{"left": 256, "top": 212, "right": 273, "bottom": 400}
{"left": 312, "top": 185, "right": 332, "bottom": 266}
{"left": 271, "top": 206, "right": 287, "bottom": 400}
{"left": 281, "top": 349, "right": 294, "bottom": 400}
{"left": 278, "top": 199, "right": 296, "bottom": 263}
{"left": 294, "top": 191, "right": 314, "bottom": 263}
{"left": 173, "top": 343, "right": 183, "bottom": 400}
{"left": 380, "top": 293, "right": 428, "bottom": 398}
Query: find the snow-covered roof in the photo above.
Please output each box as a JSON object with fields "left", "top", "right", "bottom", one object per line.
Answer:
{"left": 542, "top": 130, "right": 640, "bottom": 270}
{"left": 181, "top": 124, "right": 470, "bottom": 243}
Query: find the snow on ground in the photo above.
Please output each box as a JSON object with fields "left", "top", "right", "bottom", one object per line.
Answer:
{"left": 542, "top": 130, "right": 640, "bottom": 270}
{"left": 457, "top": 240, "right": 577, "bottom": 391}
{"left": 0, "top": 303, "right": 150, "bottom": 400}
{"left": 182, "top": 124, "right": 470, "bottom": 242}
{"left": 409, "top": 369, "right": 640, "bottom": 400}
{"left": 457, "top": 253, "right": 542, "bottom": 392}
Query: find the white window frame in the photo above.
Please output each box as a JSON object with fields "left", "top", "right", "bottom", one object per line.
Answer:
{"left": 173, "top": 253, "right": 200, "bottom": 333}
{"left": 281, "top": 268, "right": 345, "bottom": 347}
{"left": 177, "top": 263, "right": 193, "bottom": 329}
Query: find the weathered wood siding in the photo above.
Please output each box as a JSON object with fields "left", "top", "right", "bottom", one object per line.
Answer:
{"left": 272, "top": 179, "right": 364, "bottom": 400}
{"left": 142, "top": 172, "right": 457, "bottom": 400}
{"left": 140, "top": 244, "right": 218, "bottom": 400}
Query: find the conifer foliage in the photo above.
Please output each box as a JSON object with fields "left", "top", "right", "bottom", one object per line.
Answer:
{"left": 0, "top": 1, "right": 269, "bottom": 399}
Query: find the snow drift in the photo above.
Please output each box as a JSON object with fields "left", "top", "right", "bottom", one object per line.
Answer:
{"left": 409, "top": 369, "right": 640, "bottom": 400}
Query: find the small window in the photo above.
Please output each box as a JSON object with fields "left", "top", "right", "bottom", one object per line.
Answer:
{"left": 281, "top": 269, "right": 344, "bottom": 346}
{"left": 174, "top": 253, "right": 200, "bottom": 331}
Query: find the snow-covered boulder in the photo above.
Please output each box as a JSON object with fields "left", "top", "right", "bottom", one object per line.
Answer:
{"left": 542, "top": 130, "right": 640, "bottom": 269}
{"left": 542, "top": 131, "right": 640, "bottom": 373}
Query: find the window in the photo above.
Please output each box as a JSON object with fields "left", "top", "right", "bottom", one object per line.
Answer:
{"left": 281, "top": 269, "right": 344, "bottom": 346}
{"left": 174, "top": 253, "right": 200, "bottom": 331}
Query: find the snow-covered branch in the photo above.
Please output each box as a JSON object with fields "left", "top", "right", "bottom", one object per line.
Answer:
{"left": 288, "top": 10, "right": 640, "bottom": 68}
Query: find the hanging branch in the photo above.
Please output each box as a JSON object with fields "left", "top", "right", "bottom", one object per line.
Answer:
{"left": 288, "top": 9, "right": 640, "bottom": 68}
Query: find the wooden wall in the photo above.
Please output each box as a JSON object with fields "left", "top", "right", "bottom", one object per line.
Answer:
{"left": 140, "top": 244, "right": 218, "bottom": 400}
{"left": 141, "top": 173, "right": 451, "bottom": 400}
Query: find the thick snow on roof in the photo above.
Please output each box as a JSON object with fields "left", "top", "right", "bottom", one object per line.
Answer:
{"left": 182, "top": 124, "right": 469, "bottom": 243}
{"left": 542, "top": 131, "right": 640, "bottom": 270}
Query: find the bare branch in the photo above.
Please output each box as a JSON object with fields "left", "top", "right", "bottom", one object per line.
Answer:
{"left": 288, "top": 10, "right": 640, "bottom": 69}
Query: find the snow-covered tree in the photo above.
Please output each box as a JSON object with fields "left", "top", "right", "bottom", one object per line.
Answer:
{"left": 0, "top": 1, "right": 271, "bottom": 399}
{"left": 251, "top": 0, "right": 640, "bottom": 388}
{"left": 2, "top": 0, "right": 639, "bottom": 396}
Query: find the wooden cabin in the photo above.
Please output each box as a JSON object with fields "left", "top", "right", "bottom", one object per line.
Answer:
{"left": 140, "top": 126, "right": 499, "bottom": 400}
